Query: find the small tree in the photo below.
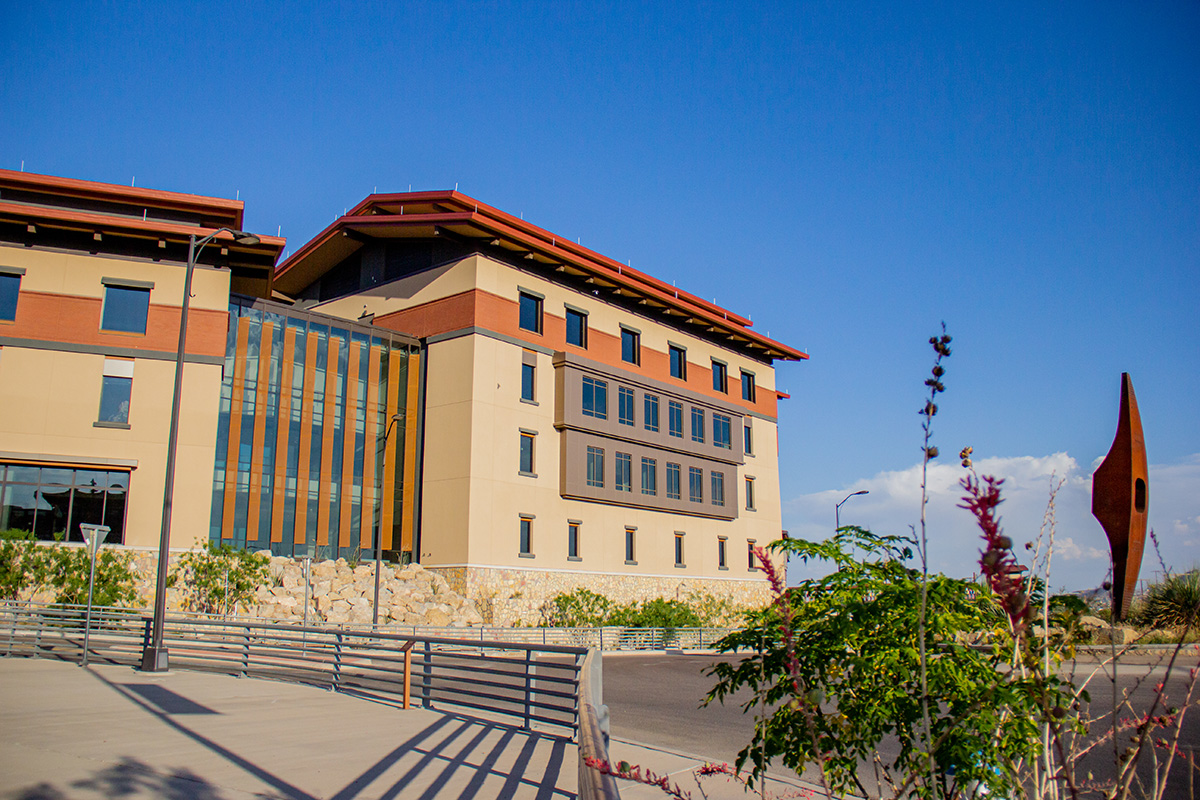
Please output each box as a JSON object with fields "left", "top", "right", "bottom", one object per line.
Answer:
{"left": 0, "top": 529, "right": 41, "bottom": 600}
{"left": 175, "top": 542, "right": 271, "bottom": 615}
{"left": 37, "top": 544, "right": 138, "bottom": 607}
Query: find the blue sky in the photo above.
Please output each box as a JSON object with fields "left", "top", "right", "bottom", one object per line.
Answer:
{"left": 3, "top": 1, "right": 1196, "bottom": 590}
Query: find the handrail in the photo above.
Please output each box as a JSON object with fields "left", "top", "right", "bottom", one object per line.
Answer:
{"left": 578, "top": 648, "right": 621, "bottom": 800}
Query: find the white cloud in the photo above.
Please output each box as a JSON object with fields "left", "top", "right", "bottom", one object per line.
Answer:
{"left": 783, "top": 453, "right": 1200, "bottom": 592}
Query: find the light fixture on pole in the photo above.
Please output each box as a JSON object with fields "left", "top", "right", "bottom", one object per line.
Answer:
{"left": 140, "top": 227, "right": 261, "bottom": 673}
{"left": 835, "top": 490, "right": 869, "bottom": 531}
{"left": 79, "top": 523, "right": 111, "bottom": 668}
{"left": 373, "top": 413, "right": 403, "bottom": 628}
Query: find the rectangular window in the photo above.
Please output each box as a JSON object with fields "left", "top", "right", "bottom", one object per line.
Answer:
{"left": 666, "top": 463, "right": 681, "bottom": 500}
{"left": 741, "top": 370, "right": 756, "bottom": 402}
{"left": 618, "top": 386, "right": 635, "bottom": 426}
{"left": 713, "top": 414, "right": 732, "bottom": 450}
{"left": 100, "top": 282, "right": 151, "bottom": 334}
{"left": 640, "top": 457, "right": 657, "bottom": 495}
{"left": 744, "top": 423, "right": 753, "bottom": 455}
{"left": 521, "top": 362, "right": 536, "bottom": 402}
{"left": 674, "top": 533, "right": 685, "bottom": 568}
{"left": 568, "top": 522, "right": 581, "bottom": 559}
{"left": 625, "top": 527, "right": 636, "bottom": 564}
{"left": 668, "top": 401, "right": 683, "bottom": 438}
{"left": 745, "top": 476, "right": 756, "bottom": 510}
{"left": 97, "top": 358, "right": 134, "bottom": 426}
{"left": 519, "top": 516, "right": 533, "bottom": 556}
{"left": 519, "top": 431, "right": 536, "bottom": 475}
{"left": 615, "top": 452, "right": 632, "bottom": 492}
{"left": 718, "top": 537, "right": 728, "bottom": 569}
{"left": 748, "top": 540, "right": 758, "bottom": 571}
{"left": 690, "top": 407, "right": 705, "bottom": 443}
{"left": 0, "top": 268, "right": 23, "bottom": 321}
{"left": 566, "top": 307, "right": 588, "bottom": 348}
{"left": 669, "top": 345, "right": 687, "bottom": 380}
{"left": 621, "top": 327, "right": 640, "bottom": 365}
{"left": 711, "top": 471, "right": 726, "bottom": 506}
{"left": 689, "top": 467, "right": 703, "bottom": 503}
{"left": 582, "top": 376, "right": 608, "bottom": 419}
{"left": 712, "top": 360, "right": 727, "bottom": 393}
{"left": 644, "top": 394, "right": 659, "bottom": 432}
{"left": 519, "top": 291, "right": 543, "bottom": 333}
{"left": 586, "top": 446, "right": 605, "bottom": 488}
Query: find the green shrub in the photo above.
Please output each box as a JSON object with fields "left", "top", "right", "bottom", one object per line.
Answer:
{"left": 175, "top": 543, "right": 272, "bottom": 615}
{"left": 38, "top": 544, "right": 138, "bottom": 607}
{"left": 1135, "top": 571, "right": 1200, "bottom": 630}
{"left": 543, "top": 588, "right": 613, "bottom": 627}
{"left": 0, "top": 529, "right": 39, "bottom": 600}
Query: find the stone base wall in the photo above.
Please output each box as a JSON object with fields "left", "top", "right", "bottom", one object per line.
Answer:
{"left": 428, "top": 565, "right": 773, "bottom": 627}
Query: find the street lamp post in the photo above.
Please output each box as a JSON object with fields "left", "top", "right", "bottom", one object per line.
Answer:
{"left": 140, "top": 227, "right": 259, "bottom": 673}
{"left": 835, "top": 490, "right": 869, "bottom": 531}
{"left": 372, "top": 413, "right": 403, "bottom": 628}
{"left": 79, "top": 523, "right": 111, "bottom": 668}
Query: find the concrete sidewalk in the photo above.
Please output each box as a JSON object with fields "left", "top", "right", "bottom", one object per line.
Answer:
{"left": 0, "top": 657, "right": 816, "bottom": 799}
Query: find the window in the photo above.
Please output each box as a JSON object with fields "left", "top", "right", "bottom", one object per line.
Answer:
{"left": 640, "top": 457, "right": 657, "bottom": 495}
{"left": 625, "top": 527, "right": 636, "bottom": 564}
{"left": 97, "top": 358, "right": 133, "bottom": 427}
{"left": 748, "top": 540, "right": 758, "bottom": 571}
{"left": 100, "top": 281, "right": 151, "bottom": 334}
{"left": 644, "top": 394, "right": 659, "bottom": 432}
{"left": 586, "top": 446, "right": 605, "bottom": 487}
{"left": 744, "top": 423, "right": 753, "bottom": 455}
{"left": 668, "top": 401, "right": 683, "bottom": 438}
{"left": 0, "top": 268, "right": 23, "bottom": 321}
{"left": 518, "top": 291, "right": 542, "bottom": 333}
{"left": 712, "top": 360, "right": 727, "bottom": 393}
{"left": 674, "top": 533, "right": 685, "bottom": 568}
{"left": 718, "top": 537, "right": 728, "bottom": 569}
{"left": 669, "top": 345, "right": 687, "bottom": 380}
{"left": 666, "top": 463, "right": 681, "bottom": 500}
{"left": 690, "top": 407, "right": 705, "bottom": 443}
{"left": 519, "top": 431, "right": 536, "bottom": 475}
{"left": 582, "top": 376, "right": 608, "bottom": 419}
{"left": 521, "top": 362, "right": 536, "bottom": 402}
{"left": 713, "top": 414, "right": 732, "bottom": 450}
{"left": 519, "top": 516, "right": 534, "bottom": 556}
{"left": 615, "top": 452, "right": 632, "bottom": 492}
{"left": 566, "top": 307, "right": 588, "bottom": 348}
{"left": 741, "top": 370, "right": 756, "bottom": 402}
{"left": 0, "top": 462, "right": 129, "bottom": 543}
{"left": 618, "top": 386, "right": 635, "bottom": 426}
{"left": 568, "top": 521, "right": 581, "bottom": 559}
{"left": 711, "top": 471, "right": 726, "bottom": 506}
{"left": 745, "top": 476, "right": 756, "bottom": 510}
{"left": 689, "top": 467, "right": 704, "bottom": 503}
{"left": 621, "top": 327, "right": 640, "bottom": 365}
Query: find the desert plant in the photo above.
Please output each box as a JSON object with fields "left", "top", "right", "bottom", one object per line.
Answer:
{"left": 36, "top": 544, "right": 138, "bottom": 607}
{"left": 0, "top": 529, "right": 41, "bottom": 600}
{"left": 1135, "top": 571, "right": 1200, "bottom": 630}
{"left": 175, "top": 542, "right": 271, "bottom": 615}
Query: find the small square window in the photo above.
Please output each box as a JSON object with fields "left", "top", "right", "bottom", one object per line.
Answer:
{"left": 566, "top": 308, "right": 588, "bottom": 348}
{"left": 690, "top": 407, "right": 705, "bottom": 443}
{"left": 644, "top": 394, "right": 659, "bottom": 432}
{"left": 741, "top": 370, "right": 756, "bottom": 402}
{"left": 582, "top": 376, "right": 608, "bottom": 419}
{"left": 745, "top": 476, "right": 756, "bottom": 511}
{"left": 518, "top": 292, "right": 542, "bottom": 334}
{"left": 615, "top": 452, "right": 632, "bottom": 492}
{"left": 519, "top": 431, "right": 536, "bottom": 475}
{"left": 521, "top": 362, "right": 536, "bottom": 402}
{"left": 0, "top": 270, "right": 22, "bottom": 321}
{"left": 718, "top": 537, "right": 728, "bottom": 570}
{"left": 689, "top": 467, "right": 704, "bottom": 503}
{"left": 101, "top": 284, "right": 151, "bottom": 334}
{"left": 712, "top": 361, "right": 727, "bottom": 393}
{"left": 640, "top": 457, "right": 657, "bottom": 496}
{"left": 669, "top": 345, "right": 687, "bottom": 380}
{"left": 666, "top": 463, "right": 681, "bottom": 500}
{"left": 568, "top": 522, "right": 581, "bottom": 559}
{"left": 625, "top": 527, "right": 637, "bottom": 564}
{"left": 586, "top": 446, "right": 605, "bottom": 488}
{"left": 674, "top": 533, "right": 685, "bottom": 568}
{"left": 668, "top": 401, "right": 683, "bottom": 438}
{"left": 519, "top": 517, "right": 534, "bottom": 556}
{"left": 618, "top": 386, "right": 635, "bottom": 426}
{"left": 621, "top": 328, "right": 640, "bottom": 365}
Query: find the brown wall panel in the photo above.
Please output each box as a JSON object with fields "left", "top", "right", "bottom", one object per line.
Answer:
{"left": 270, "top": 327, "right": 296, "bottom": 543}
{"left": 245, "top": 321, "right": 274, "bottom": 545}
{"left": 373, "top": 290, "right": 476, "bottom": 339}
{"left": 293, "top": 331, "right": 319, "bottom": 545}
{"left": 337, "top": 341, "right": 360, "bottom": 548}
{"left": 398, "top": 350, "right": 421, "bottom": 553}
{"left": 360, "top": 345, "right": 383, "bottom": 550}
{"left": 379, "top": 352, "right": 402, "bottom": 550}
{"left": 315, "top": 337, "right": 340, "bottom": 546}
{"left": 220, "top": 316, "right": 252, "bottom": 538}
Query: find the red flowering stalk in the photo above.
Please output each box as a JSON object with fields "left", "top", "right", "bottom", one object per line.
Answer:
{"left": 959, "top": 473, "right": 1031, "bottom": 635}
{"left": 755, "top": 545, "right": 804, "bottom": 696}
{"left": 584, "top": 757, "right": 694, "bottom": 799}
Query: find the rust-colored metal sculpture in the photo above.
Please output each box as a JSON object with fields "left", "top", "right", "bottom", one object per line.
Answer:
{"left": 1091, "top": 373, "right": 1149, "bottom": 620}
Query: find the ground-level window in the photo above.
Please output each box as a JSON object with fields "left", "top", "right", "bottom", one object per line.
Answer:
{"left": 624, "top": 527, "right": 637, "bottom": 564}
{"left": 519, "top": 516, "right": 534, "bottom": 556}
{"left": 747, "top": 540, "right": 758, "bottom": 571}
{"left": 674, "top": 532, "right": 685, "bottom": 567}
{"left": 718, "top": 536, "right": 728, "bottom": 569}
{"left": 0, "top": 462, "right": 129, "bottom": 543}
{"left": 567, "top": 521, "right": 581, "bottom": 559}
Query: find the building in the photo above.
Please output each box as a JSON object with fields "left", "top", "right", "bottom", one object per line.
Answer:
{"left": 1, "top": 171, "right": 806, "bottom": 619}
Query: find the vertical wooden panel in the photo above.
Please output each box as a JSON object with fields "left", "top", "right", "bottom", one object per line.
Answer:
{"left": 294, "top": 331, "right": 318, "bottom": 546}
{"left": 221, "top": 316, "right": 252, "bottom": 539}
{"left": 399, "top": 350, "right": 422, "bottom": 553}
{"left": 270, "top": 327, "right": 296, "bottom": 543}
{"left": 360, "top": 345, "right": 383, "bottom": 550}
{"left": 378, "top": 349, "right": 403, "bottom": 550}
{"left": 245, "top": 321, "right": 274, "bottom": 546}
{"left": 337, "top": 342, "right": 360, "bottom": 548}
{"left": 316, "top": 336, "right": 340, "bottom": 546}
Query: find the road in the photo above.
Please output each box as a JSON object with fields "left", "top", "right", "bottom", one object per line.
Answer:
{"left": 604, "top": 649, "right": 1200, "bottom": 799}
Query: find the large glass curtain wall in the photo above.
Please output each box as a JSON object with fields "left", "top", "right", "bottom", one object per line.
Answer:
{"left": 210, "top": 298, "right": 420, "bottom": 561}
{"left": 0, "top": 464, "right": 129, "bottom": 543}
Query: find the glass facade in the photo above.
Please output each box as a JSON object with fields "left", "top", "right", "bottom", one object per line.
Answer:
{"left": 209, "top": 297, "right": 420, "bottom": 561}
{"left": 0, "top": 463, "right": 128, "bottom": 543}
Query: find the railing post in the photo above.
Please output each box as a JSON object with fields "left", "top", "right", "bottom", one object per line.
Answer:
{"left": 522, "top": 648, "right": 534, "bottom": 730}
{"left": 5, "top": 605, "right": 18, "bottom": 657}
{"left": 240, "top": 628, "right": 251, "bottom": 678}
{"left": 332, "top": 632, "right": 343, "bottom": 691}
{"left": 402, "top": 641, "right": 413, "bottom": 710}
{"left": 34, "top": 608, "right": 45, "bottom": 657}
{"left": 422, "top": 640, "right": 432, "bottom": 709}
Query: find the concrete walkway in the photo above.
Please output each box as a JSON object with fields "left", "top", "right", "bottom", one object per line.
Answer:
{"left": 0, "top": 657, "right": 816, "bottom": 799}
